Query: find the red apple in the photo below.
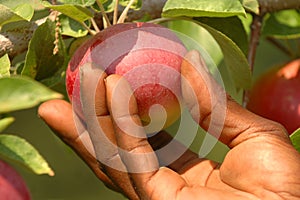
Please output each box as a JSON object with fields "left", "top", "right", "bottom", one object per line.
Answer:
{"left": 247, "top": 59, "right": 300, "bottom": 134}
{"left": 0, "top": 160, "right": 31, "bottom": 200}
{"left": 66, "top": 22, "right": 187, "bottom": 131}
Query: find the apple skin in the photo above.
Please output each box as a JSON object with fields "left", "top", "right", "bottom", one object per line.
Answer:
{"left": 66, "top": 22, "right": 187, "bottom": 130}
{"left": 0, "top": 160, "right": 31, "bottom": 200}
{"left": 247, "top": 59, "right": 300, "bottom": 134}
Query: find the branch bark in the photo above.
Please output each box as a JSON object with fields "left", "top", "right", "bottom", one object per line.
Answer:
{"left": 258, "top": 0, "right": 300, "bottom": 14}
{"left": 0, "top": 22, "right": 37, "bottom": 58}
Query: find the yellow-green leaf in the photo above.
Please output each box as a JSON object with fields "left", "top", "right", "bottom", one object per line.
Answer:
{"left": 0, "top": 76, "right": 63, "bottom": 114}
{"left": 43, "top": 1, "right": 93, "bottom": 22}
{"left": 0, "top": 54, "right": 10, "bottom": 78}
{"left": 290, "top": 128, "right": 300, "bottom": 153}
{"left": 162, "top": 0, "right": 246, "bottom": 18}
{"left": 0, "top": 117, "right": 15, "bottom": 133}
{"left": 0, "top": 134, "right": 54, "bottom": 176}
{"left": 12, "top": 3, "right": 34, "bottom": 21}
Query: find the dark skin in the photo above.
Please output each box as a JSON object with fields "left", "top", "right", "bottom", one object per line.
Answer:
{"left": 38, "top": 51, "right": 300, "bottom": 199}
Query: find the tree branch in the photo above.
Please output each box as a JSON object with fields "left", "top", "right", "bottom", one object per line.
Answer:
{"left": 258, "top": 0, "right": 300, "bottom": 14}
{"left": 0, "top": 22, "right": 37, "bottom": 58}
{"left": 242, "top": 14, "right": 264, "bottom": 107}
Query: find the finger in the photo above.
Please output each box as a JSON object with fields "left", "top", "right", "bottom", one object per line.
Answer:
{"left": 79, "top": 64, "right": 139, "bottom": 199}
{"left": 181, "top": 50, "right": 289, "bottom": 148}
{"left": 38, "top": 100, "right": 117, "bottom": 191}
{"left": 106, "top": 74, "right": 163, "bottom": 198}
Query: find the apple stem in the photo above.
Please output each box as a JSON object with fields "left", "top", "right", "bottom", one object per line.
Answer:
{"left": 266, "top": 37, "right": 293, "bottom": 57}
{"left": 96, "top": 0, "right": 112, "bottom": 27}
{"left": 113, "top": 0, "right": 120, "bottom": 25}
{"left": 117, "top": 0, "right": 136, "bottom": 24}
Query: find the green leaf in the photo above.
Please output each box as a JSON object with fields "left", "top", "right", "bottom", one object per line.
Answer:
{"left": 22, "top": 19, "right": 66, "bottom": 83}
{"left": 0, "top": 134, "right": 54, "bottom": 176}
{"left": 40, "top": 65, "right": 67, "bottom": 88}
{"left": 60, "top": 14, "right": 89, "bottom": 38}
{"left": 162, "top": 0, "right": 246, "bottom": 18}
{"left": 42, "top": 1, "right": 93, "bottom": 22}
{"left": 262, "top": 10, "right": 300, "bottom": 39}
{"left": 240, "top": 0, "right": 259, "bottom": 14}
{"left": 119, "top": 0, "right": 142, "bottom": 10}
{"left": 166, "top": 20, "right": 239, "bottom": 99}
{"left": 12, "top": 3, "right": 34, "bottom": 21}
{"left": 57, "top": 0, "right": 96, "bottom": 6}
{"left": 0, "top": 0, "right": 43, "bottom": 10}
{"left": 0, "top": 117, "right": 15, "bottom": 132}
{"left": 0, "top": 4, "right": 26, "bottom": 26}
{"left": 196, "top": 16, "right": 249, "bottom": 56}
{"left": 195, "top": 20, "right": 252, "bottom": 89}
{"left": 0, "top": 54, "right": 10, "bottom": 78}
{"left": 290, "top": 128, "right": 300, "bottom": 153}
{"left": 0, "top": 76, "right": 63, "bottom": 114}
{"left": 91, "top": 0, "right": 114, "bottom": 12}
{"left": 102, "top": 0, "right": 114, "bottom": 12}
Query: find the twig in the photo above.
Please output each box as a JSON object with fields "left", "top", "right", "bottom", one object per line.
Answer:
{"left": 90, "top": 18, "right": 100, "bottom": 33}
{"left": 117, "top": 0, "right": 136, "bottom": 24}
{"left": 266, "top": 37, "right": 292, "bottom": 57}
{"left": 113, "top": 0, "right": 119, "bottom": 25}
{"left": 242, "top": 14, "right": 264, "bottom": 107}
{"left": 96, "top": 0, "right": 112, "bottom": 27}
{"left": 80, "top": 22, "right": 96, "bottom": 35}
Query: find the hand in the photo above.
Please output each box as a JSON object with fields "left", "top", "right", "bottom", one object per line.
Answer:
{"left": 38, "top": 50, "right": 300, "bottom": 199}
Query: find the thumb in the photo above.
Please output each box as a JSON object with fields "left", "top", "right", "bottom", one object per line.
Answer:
{"left": 181, "top": 50, "right": 289, "bottom": 148}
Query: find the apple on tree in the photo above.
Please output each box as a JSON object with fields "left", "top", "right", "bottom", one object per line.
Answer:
{"left": 0, "top": 159, "right": 31, "bottom": 200}
{"left": 247, "top": 58, "right": 300, "bottom": 134}
{"left": 66, "top": 22, "right": 187, "bottom": 132}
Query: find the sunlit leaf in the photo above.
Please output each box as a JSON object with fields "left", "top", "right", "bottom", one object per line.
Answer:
{"left": 42, "top": 1, "right": 93, "bottom": 22}
{"left": 12, "top": 3, "right": 34, "bottom": 21}
{"left": 57, "top": 0, "right": 96, "bottom": 6}
{"left": 22, "top": 19, "right": 66, "bottom": 84}
{"left": 0, "top": 0, "right": 43, "bottom": 10}
{"left": 0, "top": 117, "right": 15, "bottom": 133}
{"left": 119, "top": 0, "right": 142, "bottom": 10}
{"left": 290, "top": 128, "right": 300, "bottom": 153}
{"left": 60, "top": 14, "right": 89, "bottom": 38}
{"left": 0, "top": 134, "right": 54, "bottom": 176}
{"left": 194, "top": 20, "right": 252, "bottom": 89}
{"left": 262, "top": 10, "right": 300, "bottom": 39}
{"left": 162, "top": 0, "right": 246, "bottom": 18}
{"left": 0, "top": 76, "right": 62, "bottom": 113}
{"left": 0, "top": 4, "right": 26, "bottom": 26}
{"left": 240, "top": 0, "right": 259, "bottom": 14}
{"left": 0, "top": 54, "right": 10, "bottom": 78}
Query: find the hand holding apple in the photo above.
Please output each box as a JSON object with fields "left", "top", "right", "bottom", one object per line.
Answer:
{"left": 39, "top": 50, "right": 300, "bottom": 199}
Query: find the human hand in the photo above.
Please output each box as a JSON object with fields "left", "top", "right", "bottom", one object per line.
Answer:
{"left": 38, "top": 50, "right": 300, "bottom": 199}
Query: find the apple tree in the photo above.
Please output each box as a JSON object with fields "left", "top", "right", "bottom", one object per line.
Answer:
{"left": 0, "top": 0, "right": 300, "bottom": 198}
